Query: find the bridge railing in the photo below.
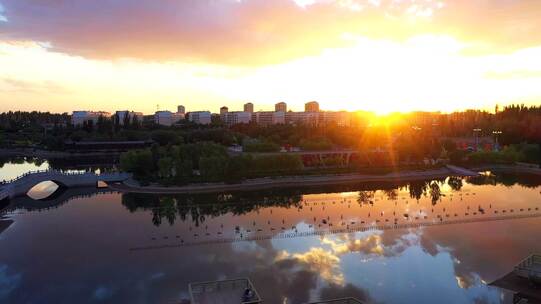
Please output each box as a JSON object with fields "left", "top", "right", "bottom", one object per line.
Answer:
{"left": 0, "top": 169, "right": 127, "bottom": 185}
{"left": 0, "top": 187, "right": 10, "bottom": 199}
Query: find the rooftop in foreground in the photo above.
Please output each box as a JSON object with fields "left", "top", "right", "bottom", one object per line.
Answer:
{"left": 306, "top": 298, "right": 364, "bottom": 304}
{"left": 188, "top": 278, "right": 262, "bottom": 304}
{"left": 490, "top": 254, "right": 541, "bottom": 303}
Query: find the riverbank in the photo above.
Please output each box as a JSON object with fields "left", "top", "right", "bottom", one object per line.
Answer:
{"left": 470, "top": 164, "right": 541, "bottom": 175}
{"left": 109, "top": 166, "right": 475, "bottom": 194}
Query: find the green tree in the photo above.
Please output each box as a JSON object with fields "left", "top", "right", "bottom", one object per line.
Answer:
{"left": 158, "top": 157, "right": 174, "bottom": 181}
{"left": 225, "top": 155, "right": 248, "bottom": 183}
{"left": 199, "top": 156, "right": 227, "bottom": 182}
{"left": 120, "top": 149, "right": 154, "bottom": 180}
{"left": 174, "top": 159, "right": 193, "bottom": 185}
{"left": 151, "top": 130, "right": 183, "bottom": 146}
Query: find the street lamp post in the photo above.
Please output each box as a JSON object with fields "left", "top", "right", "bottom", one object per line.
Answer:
{"left": 492, "top": 131, "right": 502, "bottom": 152}
{"left": 473, "top": 128, "right": 482, "bottom": 151}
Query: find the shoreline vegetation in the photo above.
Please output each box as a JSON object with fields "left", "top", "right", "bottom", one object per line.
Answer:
{"left": 109, "top": 166, "right": 472, "bottom": 194}
{"left": 116, "top": 140, "right": 539, "bottom": 188}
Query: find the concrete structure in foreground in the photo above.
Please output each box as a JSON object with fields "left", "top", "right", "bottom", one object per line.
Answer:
{"left": 490, "top": 254, "right": 541, "bottom": 303}
{"left": 0, "top": 170, "right": 131, "bottom": 200}
{"left": 189, "top": 278, "right": 262, "bottom": 304}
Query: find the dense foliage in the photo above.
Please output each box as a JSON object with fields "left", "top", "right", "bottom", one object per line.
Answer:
{"left": 465, "top": 144, "right": 540, "bottom": 165}
{"left": 119, "top": 142, "right": 305, "bottom": 184}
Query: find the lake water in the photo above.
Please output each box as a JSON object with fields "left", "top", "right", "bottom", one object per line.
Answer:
{"left": 1, "top": 160, "right": 541, "bottom": 303}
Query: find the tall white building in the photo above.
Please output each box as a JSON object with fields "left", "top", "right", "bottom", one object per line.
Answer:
{"left": 244, "top": 103, "right": 254, "bottom": 113}
{"left": 220, "top": 106, "right": 229, "bottom": 116}
{"left": 275, "top": 102, "right": 287, "bottom": 113}
{"left": 116, "top": 111, "right": 144, "bottom": 125}
{"left": 305, "top": 101, "right": 320, "bottom": 112}
{"left": 285, "top": 111, "right": 319, "bottom": 126}
{"left": 253, "top": 111, "right": 285, "bottom": 125}
{"left": 322, "top": 111, "right": 351, "bottom": 127}
{"left": 188, "top": 111, "right": 212, "bottom": 125}
{"left": 177, "top": 105, "right": 186, "bottom": 114}
{"left": 72, "top": 111, "right": 111, "bottom": 126}
{"left": 222, "top": 111, "right": 252, "bottom": 126}
{"left": 154, "top": 111, "right": 184, "bottom": 126}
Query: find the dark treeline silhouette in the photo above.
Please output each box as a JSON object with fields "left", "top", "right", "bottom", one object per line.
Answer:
{"left": 0, "top": 111, "right": 70, "bottom": 130}
{"left": 435, "top": 105, "right": 541, "bottom": 144}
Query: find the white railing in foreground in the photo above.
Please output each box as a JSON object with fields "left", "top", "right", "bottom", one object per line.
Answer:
{"left": 0, "top": 170, "right": 126, "bottom": 185}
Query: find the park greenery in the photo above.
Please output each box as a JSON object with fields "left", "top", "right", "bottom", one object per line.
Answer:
{"left": 1, "top": 104, "right": 540, "bottom": 185}
{"left": 465, "top": 143, "right": 540, "bottom": 165}
{"left": 120, "top": 142, "right": 305, "bottom": 185}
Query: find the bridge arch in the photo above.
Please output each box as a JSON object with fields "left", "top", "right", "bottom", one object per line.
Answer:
{"left": 27, "top": 180, "right": 66, "bottom": 200}
{"left": 0, "top": 170, "right": 131, "bottom": 200}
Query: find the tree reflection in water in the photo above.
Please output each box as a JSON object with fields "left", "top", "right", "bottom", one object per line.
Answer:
{"left": 122, "top": 191, "right": 303, "bottom": 227}
{"left": 121, "top": 174, "right": 541, "bottom": 227}
{"left": 447, "top": 176, "right": 463, "bottom": 191}
{"left": 383, "top": 189, "right": 398, "bottom": 201}
{"left": 357, "top": 191, "right": 375, "bottom": 206}
{"left": 429, "top": 181, "right": 443, "bottom": 205}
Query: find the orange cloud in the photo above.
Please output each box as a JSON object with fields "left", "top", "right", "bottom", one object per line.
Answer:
{"left": 0, "top": 0, "right": 540, "bottom": 66}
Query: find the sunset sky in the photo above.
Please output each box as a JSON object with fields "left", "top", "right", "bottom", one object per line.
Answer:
{"left": 1, "top": 0, "right": 541, "bottom": 114}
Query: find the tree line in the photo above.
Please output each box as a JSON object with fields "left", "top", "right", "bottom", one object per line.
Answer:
{"left": 119, "top": 142, "right": 305, "bottom": 185}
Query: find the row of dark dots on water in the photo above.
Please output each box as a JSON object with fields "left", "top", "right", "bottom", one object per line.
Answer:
{"left": 148, "top": 204, "right": 540, "bottom": 242}
{"left": 257, "top": 201, "right": 539, "bottom": 221}
{"left": 139, "top": 212, "right": 541, "bottom": 249}
{"left": 296, "top": 193, "right": 477, "bottom": 210}
{"left": 139, "top": 191, "right": 479, "bottom": 212}
{"left": 301, "top": 192, "right": 477, "bottom": 204}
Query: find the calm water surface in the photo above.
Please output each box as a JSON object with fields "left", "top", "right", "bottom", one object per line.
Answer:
{"left": 1, "top": 161, "right": 541, "bottom": 304}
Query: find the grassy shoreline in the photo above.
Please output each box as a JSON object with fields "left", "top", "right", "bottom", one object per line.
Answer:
{"left": 109, "top": 166, "right": 468, "bottom": 194}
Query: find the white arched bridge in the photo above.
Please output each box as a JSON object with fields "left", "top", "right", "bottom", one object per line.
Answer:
{"left": 0, "top": 170, "right": 131, "bottom": 200}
